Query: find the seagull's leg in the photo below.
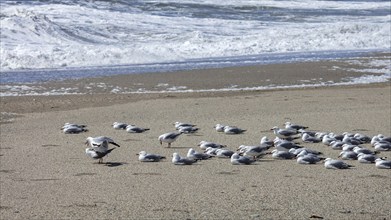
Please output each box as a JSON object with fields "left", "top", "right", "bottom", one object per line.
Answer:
{"left": 168, "top": 143, "right": 171, "bottom": 148}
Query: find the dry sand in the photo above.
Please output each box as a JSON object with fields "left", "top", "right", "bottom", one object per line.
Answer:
{"left": 1, "top": 61, "right": 391, "bottom": 219}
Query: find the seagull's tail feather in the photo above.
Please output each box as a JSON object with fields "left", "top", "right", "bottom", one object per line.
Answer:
{"left": 106, "top": 148, "right": 115, "bottom": 154}
{"left": 110, "top": 142, "right": 121, "bottom": 147}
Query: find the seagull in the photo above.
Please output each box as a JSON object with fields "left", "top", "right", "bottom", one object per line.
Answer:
{"left": 214, "top": 124, "right": 226, "bottom": 132}
{"left": 330, "top": 141, "right": 344, "bottom": 150}
{"left": 204, "top": 147, "right": 219, "bottom": 156}
{"left": 342, "top": 144, "right": 358, "bottom": 151}
{"left": 274, "top": 139, "right": 303, "bottom": 152}
{"left": 357, "top": 153, "right": 377, "bottom": 163}
{"left": 238, "top": 145, "right": 271, "bottom": 159}
{"left": 137, "top": 151, "right": 166, "bottom": 162}
{"left": 353, "top": 146, "right": 377, "bottom": 155}
{"left": 62, "top": 123, "right": 88, "bottom": 134}
{"left": 284, "top": 122, "right": 308, "bottom": 130}
{"left": 272, "top": 149, "right": 295, "bottom": 160}
{"left": 373, "top": 142, "right": 391, "bottom": 151}
{"left": 62, "top": 124, "right": 88, "bottom": 134}
{"left": 187, "top": 148, "right": 212, "bottom": 160}
{"left": 224, "top": 126, "right": 246, "bottom": 134}
{"left": 342, "top": 135, "right": 362, "bottom": 145}
{"left": 260, "top": 136, "right": 274, "bottom": 147}
{"left": 214, "top": 148, "right": 235, "bottom": 158}
{"left": 289, "top": 148, "right": 322, "bottom": 156}
{"left": 178, "top": 126, "right": 199, "bottom": 134}
{"left": 375, "top": 158, "right": 391, "bottom": 169}
{"left": 85, "top": 136, "right": 120, "bottom": 153}
{"left": 198, "top": 141, "right": 226, "bottom": 150}
{"left": 230, "top": 153, "right": 256, "bottom": 165}
{"left": 271, "top": 127, "right": 299, "bottom": 139}
{"left": 126, "top": 125, "right": 150, "bottom": 133}
{"left": 324, "top": 158, "right": 354, "bottom": 169}
{"left": 353, "top": 133, "right": 371, "bottom": 143}
{"left": 62, "top": 123, "right": 86, "bottom": 129}
{"left": 338, "top": 151, "right": 358, "bottom": 160}
{"left": 85, "top": 147, "right": 115, "bottom": 164}
{"left": 172, "top": 152, "right": 198, "bottom": 165}
{"left": 296, "top": 154, "right": 322, "bottom": 165}
{"left": 158, "top": 132, "right": 183, "bottom": 147}
{"left": 112, "top": 122, "right": 128, "bottom": 130}
{"left": 174, "top": 122, "right": 196, "bottom": 130}
{"left": 371, "top": 134, "right": 391, "bottom": 146}
{"left": 301, "top": 133, "right": 321, "bottom": 143}
{"left": 322, "top": 134, "right": 337, "bottom": 145}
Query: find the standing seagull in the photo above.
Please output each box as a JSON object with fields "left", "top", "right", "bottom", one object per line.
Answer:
{"left": 158, "top": 132, "right": 183, "bottom": 147}
{"left": 85, "top": 136, "right": 120, "bottom": 153}
{"left": 85, "top": 147, "right": 115, "bottom": 164}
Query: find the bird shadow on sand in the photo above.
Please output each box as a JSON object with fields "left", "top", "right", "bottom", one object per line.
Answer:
{"left": 104, "top": 162, "right": 128, "bottom": 167}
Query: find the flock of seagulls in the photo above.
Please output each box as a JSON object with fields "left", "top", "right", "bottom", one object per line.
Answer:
{"left": 62, "top": 121, "right": 391, "bottom": 169}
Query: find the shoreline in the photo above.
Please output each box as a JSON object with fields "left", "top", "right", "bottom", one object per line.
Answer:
{"left": 1, "top": 82, "right": 390, "bottom": 116}
{"left": 1, "top": 52, "right": 390, "bottom": 97}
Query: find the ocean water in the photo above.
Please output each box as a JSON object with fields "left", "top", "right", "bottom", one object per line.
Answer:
{"left": 0, "top": 0, "right": 390, "bottom": 94}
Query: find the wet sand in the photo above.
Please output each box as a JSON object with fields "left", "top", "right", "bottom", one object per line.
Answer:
{"left": 0, "top": 60, "right": 390, "bottom": 219}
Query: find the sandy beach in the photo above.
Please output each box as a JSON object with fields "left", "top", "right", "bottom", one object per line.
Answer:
{"left": 1, "top": 60, "right": 390, "bottom": 219}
